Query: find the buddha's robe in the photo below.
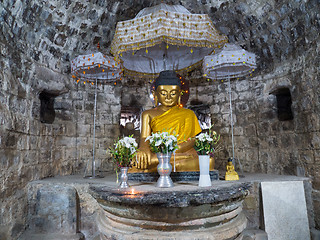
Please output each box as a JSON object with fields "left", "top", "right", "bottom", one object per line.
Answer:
{"left": 150, "top": 106, "right": 202, "bottom": 172}
{"left": 151, "top": 106, "right": 201, "bottom": 143}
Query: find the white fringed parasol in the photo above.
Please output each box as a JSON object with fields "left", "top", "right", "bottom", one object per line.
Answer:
{"left": 203, "top": 43, "right": 257, "bottom": 174}
{"left": 111, "top": 3, "right": 228, "bottom": 78}
{"left": 71, "top": 52, "right": 121, "bottom": 178}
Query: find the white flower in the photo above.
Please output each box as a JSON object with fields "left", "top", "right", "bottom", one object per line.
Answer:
{"left": 154, "top": 132, "right": 161, "bottom": 138}
{"left": 196, "top": 133, "right": 205, "bottom": 141}
{"left": 165, "top": 139, "right": 173, "bottom": 147}
{"left": 160, "top": 132, "right": 168, "bottom": 138}
{"left": 169, "top": 135, "right": 177, "bottom": 141}
{"left": 130, "top": 146, "right": 136, "bottom": 154}
{"left": 155, "top": 139, "right": 162, "bottom": 146}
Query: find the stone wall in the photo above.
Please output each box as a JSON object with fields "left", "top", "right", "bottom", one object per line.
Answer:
{"left": 0, "top": 0, "right": 320, "bottom": 238}
{"left": 0, "top": 1, "right": 122, "bottom": 237}
{"left": 0, "top": 41, "right": 121, "bottom": 239}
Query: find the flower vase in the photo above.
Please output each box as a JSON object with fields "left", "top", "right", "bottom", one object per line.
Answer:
{"left": 119, "top": 167, "right": 130, "bottom": 188}
{"left": 198, "top": 155, "right": 212, "bottom": 187}
{"left": 156, "top": 153, "right": 174, "bottom": 188}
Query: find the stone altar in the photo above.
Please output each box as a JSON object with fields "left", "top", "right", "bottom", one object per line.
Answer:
{"left": 18, "top": 174, "right": 313, "bottom": 240}
{"left": 90, "top": 180, "right": 250, "bottom": 240}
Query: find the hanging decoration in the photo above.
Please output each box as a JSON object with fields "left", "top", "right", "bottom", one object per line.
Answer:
{"left": 202, "top": 43, "right": 257, "bottom": 175}
{"left": 111, "top": 3, "right": 228, "bottom": 78}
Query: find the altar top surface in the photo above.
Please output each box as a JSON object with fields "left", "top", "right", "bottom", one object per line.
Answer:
{"left": 30, "top": 173, "right": 310, "bottom": 208}
{"left": 35, "top": 172, "right": 310, "bottom": 185}
{"left": 32, "top": 172, "right": 310, "bottom": 194}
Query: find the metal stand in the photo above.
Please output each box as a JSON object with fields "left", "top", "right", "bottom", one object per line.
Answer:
{"left": 84, "top": 78, "right": 103, "bottom": 178}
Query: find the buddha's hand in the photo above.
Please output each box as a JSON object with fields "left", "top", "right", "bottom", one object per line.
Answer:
{"left": 136, "top": 148, "right": 151, "bottom": 169}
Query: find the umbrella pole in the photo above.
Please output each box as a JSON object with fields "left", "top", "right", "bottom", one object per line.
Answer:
{"left": 227, "top": 75, "right": 243, "bottom": 175}
{"left": 227, "top": 74, "right": 235, "bottom": 161}
{"left": 92, "top": 77, "right": 98, "bottom": 178}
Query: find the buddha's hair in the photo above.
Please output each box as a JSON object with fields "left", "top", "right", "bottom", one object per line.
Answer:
{"left": 155, "top": 70, "right": 181, "bottom": 90}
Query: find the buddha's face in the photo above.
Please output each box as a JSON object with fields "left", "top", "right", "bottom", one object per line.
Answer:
{"left": 156, "top": 85, "right": 181, "bottom": 107}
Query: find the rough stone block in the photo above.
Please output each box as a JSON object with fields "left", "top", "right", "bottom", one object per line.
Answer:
{"left": 98, "top": 113, "right": 113, "bottom": 124}
{"left": 236, "top": 101, "right": 249, "bottom": 112}
{"left": 110, "top": 104, "right": 121, "bottom": 114}
{"left": 112, "top": 113, "right": 120, "bottom": 124}
{"left": 234, "top": 126, "right": 244, "bottom": 136}
{"left": 56, "top": 136, "right": 77, "bottom": 146}
{"left": 311, "top": 132, "right": 320, "bottom": 149}
{"left": 236, "top": 80, "right": 250, "bottom": 92}
{"left": 53, "top": 148, "right": 64, "bottom": 162}
{"left": 210, "top": 104, "right": 220, "bottom": 114}
{"left": 97, "top": 102, "right": 110, "bottom": 112}
{"left": 65, "top": 148, "right": 78, "bottom": 160}
{"left": 39, "top": 149, "right": 52, "bottom": 163}
{"left": 220, "top": 104, "right": 231, "bottom": 114}
{"left": 52, "top": 125, "right": 65, "bottom": 136}
{"left": 71, "top": 91, "right": 83, "bottom": 100}
{"left": 311, "top": 228, "right": 320, "bottom": 240}
{"left": 243, "top": 194, "right": 258, "bottom": 210}
{"left": 242, "top": 229, "right": 268, "bottom": 240}
{"left": 238, "top": 91, "right": 253, "bottom": 100}
{"left": 299, "top": 150, "right": 315, "bottom": 164}
{"left": 22, "top": 150, "right": 39, "bottom": 165}
{"left": 245, "top": 124, "right": 257, "bottom": 136}
{"left": 65, "top": 122, "right": 77, "bottom": 136}
{"left": 29, "top": 120, "right": 40, "bottom": 136}
{"left": 214, "top": 93, "right": 226, "bottom": 103}
{"left": 84, "top": 102, "right": 94, "bottom": 111}
{"left": 77, "top": 124, "right": 91, "bottom": 137}
{"left": 27, "top": 184, "right": 78, "bottom": 234}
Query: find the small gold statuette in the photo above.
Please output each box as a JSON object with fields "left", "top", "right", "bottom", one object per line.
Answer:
{"left": 225, "top": 158, "right": 239, "bottom": 181}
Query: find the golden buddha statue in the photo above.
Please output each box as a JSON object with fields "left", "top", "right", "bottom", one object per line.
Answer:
{"left": 225, "top": 158, "right": 239, "bottom": 181}
{"left": 131, "top": 70, "right": 214, "bottom": 173}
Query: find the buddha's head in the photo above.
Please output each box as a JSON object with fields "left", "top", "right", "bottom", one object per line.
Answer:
{"left": 154, "top": 70, "right": 181, "bottom": 107}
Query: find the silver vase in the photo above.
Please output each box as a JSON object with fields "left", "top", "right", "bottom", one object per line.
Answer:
{"left": 156, "top": 153, "right": 174, "bottom": 188}
{"left": 119, "top": 167, "right": 130, "bottom": 188}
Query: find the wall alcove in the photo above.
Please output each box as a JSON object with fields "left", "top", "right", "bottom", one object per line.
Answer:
{"left": 270, "top": 87, "right": 294, "bottom": 121}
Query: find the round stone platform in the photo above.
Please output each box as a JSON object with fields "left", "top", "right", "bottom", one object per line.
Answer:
{"left": 89, "top": 179, "right": 251, "bottom": 240}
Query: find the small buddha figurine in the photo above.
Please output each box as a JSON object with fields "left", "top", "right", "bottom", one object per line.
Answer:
{"left": 131, "top": 70, "right": 212, "bottom": 173}
{"left": 225, "top": 158, "right": 239, "bottom": 181}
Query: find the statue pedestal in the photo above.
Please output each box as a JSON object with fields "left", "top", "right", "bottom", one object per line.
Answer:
{"left": 90, "top": 180, "right": 250, "bottom": 240}
{"left": 128, "top": 170, "right": 219, "bottom": 182}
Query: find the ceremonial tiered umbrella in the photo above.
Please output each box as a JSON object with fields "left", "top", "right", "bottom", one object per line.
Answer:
{"left": 111, "top": 3, "right": 228, "bottom": 79}
{"left": 203, "top": 43, "right": 256, "bottom": 173}
{"left": 71, "top": 52, "right": 121, "bottom": 178}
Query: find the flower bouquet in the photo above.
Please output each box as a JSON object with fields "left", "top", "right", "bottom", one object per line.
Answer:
{"left": 194, "top": 127, "right": 220, "bottom": 157}
{"left": 145, "top": 131, "right": 178, "bottom": 188}
{"left": 145, "top": 132, "right": 178, "bottom": 153}
{"left": 109, "top": 135, "right": 138, "bottom": 188}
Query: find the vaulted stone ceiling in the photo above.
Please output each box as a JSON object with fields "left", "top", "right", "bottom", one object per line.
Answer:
{"left": 1, "top": 0, "right": 319, "bottom": 81}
